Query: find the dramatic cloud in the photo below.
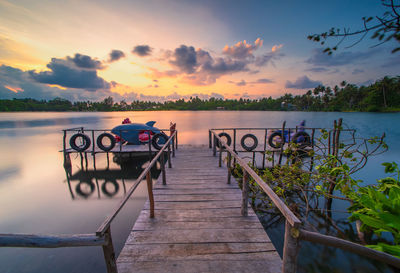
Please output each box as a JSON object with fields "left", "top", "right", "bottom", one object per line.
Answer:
{"left": 0, "top": 65, "right": 114, "bottom": 101}
{"left": 108, "top": 49, "right": 125, "bottom": 62}
{"left": 170, "top": 45, "right": 198, "bottom": 73}
{"left": 285, "top": 75, "right": 322, "bottom": 89}
{"left": 66, "top": 53, "right": 105, "bottom": 69}
{"left": 306, "top": 48, "right": 380, "bottom": 67}
{"left": 132, "top": 45, "right": 152, "bottom": 57}
{"left": 152, "top": 44, "right": 250, "bottom": 85}
{"left": 223, "top": 38, "right": 263, "bottom": 59}
{"left": 29, "top": 58, "right": 110, "bottom": 91}
{"left": 1, "top": 65, "right": 228, "bottom": 103}
{"left": 254, "top": 44, "right": 284, "bottom": 67}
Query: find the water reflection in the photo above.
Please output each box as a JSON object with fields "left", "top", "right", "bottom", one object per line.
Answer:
{"left": 64, "top": 152, "right": 163, "bottom": 200}
{"left": 0, "top": 165, "right": 20, "bottom": 181}
{"left": 0, "top": 116, "right": 102, "bottom": 129}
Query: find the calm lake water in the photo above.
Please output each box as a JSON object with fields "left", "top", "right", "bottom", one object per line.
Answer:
{"left": 0, "top": 111, "right": 399, "bottom": 273}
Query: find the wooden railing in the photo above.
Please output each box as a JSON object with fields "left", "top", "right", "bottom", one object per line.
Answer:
{"left": 210, "top": 130, "right": 400, "bottom": 272}
{"left": 0, "top": 124, "right": 178, "bottom": 273}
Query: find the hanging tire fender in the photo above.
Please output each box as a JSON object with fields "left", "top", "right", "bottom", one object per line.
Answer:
{"left": 70, "top": 133, "right": 91, "bottom": 152}
{"left": 152, "top": 133, "right": 169, "bottom": 150}
{"left": 96, "top": 133, "right": 116, "bottom": 152}
{"left": 268, "top": 131, "right": 283, "bottom": 149}
{"left": 241, "top": 134, "right": 258, "bottom": 151}
{"left": 215, "top": 132, "right": 232, "bottom": 148}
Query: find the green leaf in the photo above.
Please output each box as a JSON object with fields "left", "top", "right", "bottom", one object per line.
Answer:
{"left": 358, "top": 214, "right": 386, "bottom": 229}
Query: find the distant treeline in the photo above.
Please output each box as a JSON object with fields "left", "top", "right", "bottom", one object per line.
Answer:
{"left": 1, "top": 76, "right": 399, "bottom": 112}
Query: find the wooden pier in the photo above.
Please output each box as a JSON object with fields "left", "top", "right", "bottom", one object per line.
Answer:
{"left": 3, "top": 125, "right": 398, "bottom": 273}
{"left": 117, "top": 145, "right": 282, "bottom": 273}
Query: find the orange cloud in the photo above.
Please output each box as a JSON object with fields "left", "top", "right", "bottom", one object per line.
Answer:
{"left": 272, "top": 44, "right": 283, "bottom": 52}
{"left": 4, "top": 85, "right": 23, "bottom": 93}
{"left": 222, "top": 38, "right": 263, "bottom": 59}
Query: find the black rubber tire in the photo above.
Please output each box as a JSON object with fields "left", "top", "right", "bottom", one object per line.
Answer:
{"left": 76, "top": 180, "right": 95, "bottom": 198}
{"left": 96, "top": 133, "right": 116, "bottom": 152}
{"left": 215, "top": 132, "right": 232, "bottom": 148}
{"left": 70, "top": 133, "right": 91, "bottom": 152}
{"left": 101, "top": 180, "right": 119, "bottom": 197}
{"left": 293, "top": 131, "right": 311, "bottom": 147}
{"left": 241, "top": 134, "right": 258, "bottom": 151}
{"left": 268, "top": 132, "right": 284, "bottom": 148}
{"left": 152, "top": 133, "right": 168, "bottom": 150}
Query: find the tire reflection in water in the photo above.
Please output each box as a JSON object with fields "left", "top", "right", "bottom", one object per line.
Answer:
{"left": 64, "top": 151, "right": 165, "bottom": 199}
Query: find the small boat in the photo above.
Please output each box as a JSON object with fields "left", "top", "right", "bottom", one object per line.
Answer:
{"left": 111, "top": 121, "right": 168, "bottom": 150}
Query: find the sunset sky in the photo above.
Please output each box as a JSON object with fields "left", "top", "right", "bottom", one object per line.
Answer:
{"left": 0, "top": 0, "right": 398, "bottom": 102}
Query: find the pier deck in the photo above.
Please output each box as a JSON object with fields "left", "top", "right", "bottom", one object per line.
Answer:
{"left": 117, "top": 145, "right": 281, "bottom": 273}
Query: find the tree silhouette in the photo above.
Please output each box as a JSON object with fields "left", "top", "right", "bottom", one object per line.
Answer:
{"left": 308, "top": 0, "right": 400, "bottom": 54}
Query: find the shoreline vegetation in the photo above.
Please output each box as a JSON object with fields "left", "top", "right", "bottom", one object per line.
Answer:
{"left": 1, "top": 76, "right": 399, "bottom": 112}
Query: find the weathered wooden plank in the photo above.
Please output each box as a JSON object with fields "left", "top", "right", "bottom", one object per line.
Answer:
{"left": 153, "top": 193, "right": 242, "bottom": 202}
{"left": 118, "top": 259, "right": 281, "bottom": 273}
{"left": 136, "top": 208, "right": 256, "bottom": 221}
{"left": 152, "top": 188, "right": 240, "bottom": 195}
{"left": 125, "top": 228, "right": 271, "bottom": 244}
{"left": 153, "top": 184, "right": 235, "bottom": 190}
{"left": 0, "top": 233, "right": 104, "bottom": 248}
{"left": 132, "top": 219, "right": 264, "bottom": 231}
{"left": 143, "top": 200, "right": 247, "bottom": 210}
{"left": 118, "top": 242, "right": 277, "bottom": 262}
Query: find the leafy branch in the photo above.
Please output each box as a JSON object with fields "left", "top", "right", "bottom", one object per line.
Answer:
{"left": 308, "top": 0, "right": 400, "bottom": 54}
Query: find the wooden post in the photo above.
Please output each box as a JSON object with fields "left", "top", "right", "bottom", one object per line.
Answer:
{"left": 102, "top": 227, "right": 118, "bottom": 273}
{"left": 172, "top": 137, "right": 175, "bottom": 157}
{"left": 219, "top": 143, "right": 222, "bottom": 167}
{"left": 241, "top": 170, "right": 249, "bottom": 216}
{"left": 63, "top": 130, "right": 67, "bottom": 152}
{"left": 167, "top": 143, "right": 172, "bottom": 168}
{"left": 148, "top": 131, "right": 152, "bottom": 161}
{"left": 282, "top": 220, "right": 300, "bottom": 273}
{"left": 209, "top": 130, "right": 212, "bottom": 148}
{"left": 227, "top": 152, "right": 232, "bottom": 184}
{"left": 278, "top": 121, "right": 286, "bottom": 166}
{"left": 262, "top": 129, "right": 267, "bottom": 169}
{"left": 146, "top": 172, "right": 155, "bottom": 218}
{"left": 161, "top": 152, "right": 166, "bottom": 185}
{"left": 92, "top": 130, "right": 95, "bottom": 155}
{"left": 213, "top": 135, "right": 217, "bottom": 156}
{"left": 175, "top": 131, "right": 178, "bottom": 150}
{"left": 233, "top": 129, "right": 237, "bottom": 152}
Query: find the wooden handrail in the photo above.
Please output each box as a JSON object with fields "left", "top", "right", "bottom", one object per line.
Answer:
{"left": 212, "top": 128, "right": 400, "bottom": 271}
{"left": 96, "top": 130, "right": 177, "bottom": 236}
{"left": 0, "top": 233, "right": 105, "bottom": 248}
{"left": 299, "top": 229, "right": 400, "bottom": 269}
{"left": 211, "top": 130, "right": 301, "bottom": 228}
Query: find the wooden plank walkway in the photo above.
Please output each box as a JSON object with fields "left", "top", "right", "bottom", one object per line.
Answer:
{"left": 117, "top": 145, "right": 282, "bottom": 273}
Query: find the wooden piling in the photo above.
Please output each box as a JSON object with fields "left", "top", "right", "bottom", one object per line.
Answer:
{"left": 241, "top": 170, "right": 249, "bottom": 216}
{"left": 146, "top": 172, "right": 155, "bottom": 218}
{"left": 282, "top": 220, "right": 299, "bottom": 273}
